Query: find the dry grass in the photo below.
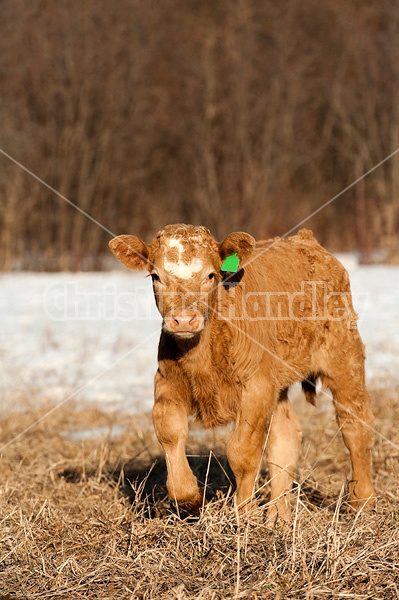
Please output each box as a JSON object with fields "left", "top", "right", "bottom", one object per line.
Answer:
{"left": 0, "top": 388, "right": 398, "bottom": 599}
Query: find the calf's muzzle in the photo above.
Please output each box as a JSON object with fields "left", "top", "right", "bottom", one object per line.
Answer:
{"left": 167, "top": 311, "right": 203, "bottom": 334}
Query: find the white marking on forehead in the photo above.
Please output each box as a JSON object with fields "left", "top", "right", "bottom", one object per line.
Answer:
{"left": 167, "top": 237, "right": 185, "bottom": 252}
{"left": 163, "top": 235, "right": 205, "bottom": 279}
{"left": 164, "top": 257, "right": 203, "bottom": 279}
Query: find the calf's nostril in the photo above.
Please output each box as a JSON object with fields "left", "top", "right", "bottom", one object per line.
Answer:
{"left": 170, "top": 314, "right": 179, "bottom": 326}
{"left": 189, "top": 314, "right": 200, "bottom": 329}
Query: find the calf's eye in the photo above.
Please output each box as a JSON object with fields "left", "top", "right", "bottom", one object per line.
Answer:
{"left": 207, "top": 273, "right": 215, "bottom": 280}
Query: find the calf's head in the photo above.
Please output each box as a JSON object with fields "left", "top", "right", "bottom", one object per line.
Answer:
{"left": 109, "top": 224, "right": 255, "bottom": 339}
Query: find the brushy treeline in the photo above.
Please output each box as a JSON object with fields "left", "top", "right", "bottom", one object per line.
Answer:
{"left": 1, "top": 0, "right": 399, "bottom": 270}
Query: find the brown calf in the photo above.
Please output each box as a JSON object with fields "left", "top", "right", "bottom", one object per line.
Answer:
{"left": 109, "top": 224, "right": 375, "bottom": 523}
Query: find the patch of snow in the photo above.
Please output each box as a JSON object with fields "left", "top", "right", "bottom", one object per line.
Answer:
{"left": 0, "top": 271, "right": 161, "bottom": 414}
{"left": 0, "top": 258, "right": 398, "bottom": 414}
{"left": 348, "top": 264, "right": 399, "bottom": 387}
{"left": 334, "top": 252, "right": 360, "bottom": 271}
{"left": 64, "top": 424, "right": 124, "bottom": 441}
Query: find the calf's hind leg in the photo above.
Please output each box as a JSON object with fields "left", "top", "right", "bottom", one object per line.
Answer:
{"left": 266, "top": 390, "right": 302, "bottom": 526}
{"left": 227, "top": 378, "right": 301, "bottom": 523}
{"left": 328, "top": 368, "right": 375, "bottom": 509}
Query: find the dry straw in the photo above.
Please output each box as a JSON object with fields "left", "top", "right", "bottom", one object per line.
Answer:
{"left": 0, "top": 386, "right": 398, "bottom": 599}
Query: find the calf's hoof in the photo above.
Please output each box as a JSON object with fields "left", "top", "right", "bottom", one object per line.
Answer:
{"left": 348, "top": 481, "right": 376, "bottom": 511}
{"left": 266, "top": 502, "right": 291, "bottom": 529}
{"left": 172, "top": 489, "right": 204, "bottom": 516}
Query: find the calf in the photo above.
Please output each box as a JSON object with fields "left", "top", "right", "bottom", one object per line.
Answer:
{"left": 109, "top": 224, "right": 375, "bottom": 523}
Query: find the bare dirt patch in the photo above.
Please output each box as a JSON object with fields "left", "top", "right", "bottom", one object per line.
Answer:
{"left": 0, "top": 389, "right": 398, "bottom": 599}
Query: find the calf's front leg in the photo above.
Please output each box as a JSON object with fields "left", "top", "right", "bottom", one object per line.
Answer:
{"left": 153, "top": 379, "right": 202, "bottom": 514}
{"left": 227, "top": 376, "right": 276, "bottom": 513}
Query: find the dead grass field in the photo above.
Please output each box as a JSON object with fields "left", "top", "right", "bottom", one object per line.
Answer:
{"left": 0, "top": 387, "right": 398, "bottom": 599}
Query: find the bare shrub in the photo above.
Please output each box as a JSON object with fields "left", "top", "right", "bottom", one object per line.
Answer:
{"left": 0, "top": 0, "right": 398, "bottom": 269}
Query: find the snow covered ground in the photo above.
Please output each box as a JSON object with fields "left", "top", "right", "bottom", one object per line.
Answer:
{"left": 0, "top": 256, "right": 398, "bottom": 414}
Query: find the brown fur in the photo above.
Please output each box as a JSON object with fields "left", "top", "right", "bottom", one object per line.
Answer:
{"left": 109, "top": 224, "right": 375, "bottom": 523}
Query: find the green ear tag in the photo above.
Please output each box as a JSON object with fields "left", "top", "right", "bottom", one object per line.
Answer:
{"left": 221, "top": 252, "right": 239, "bottom": 272}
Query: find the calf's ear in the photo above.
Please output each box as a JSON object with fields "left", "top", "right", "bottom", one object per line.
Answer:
{"left": 219, "top": 232, "right": 255, "bottom": 265}
{"left": 109, "top": 235, "right": 151, "bottom": 270}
